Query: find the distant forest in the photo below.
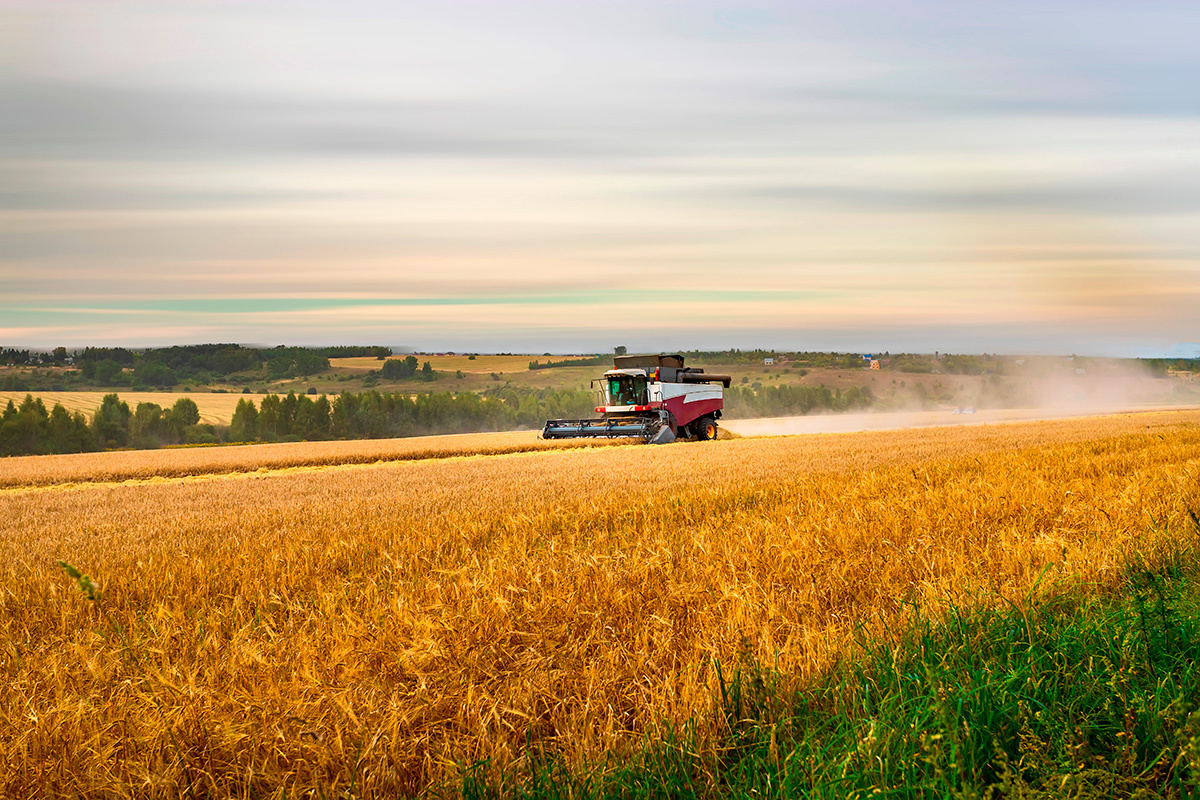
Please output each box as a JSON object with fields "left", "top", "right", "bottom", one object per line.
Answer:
{"left": 0, "top": 344, "right": 393, "bottom": 390}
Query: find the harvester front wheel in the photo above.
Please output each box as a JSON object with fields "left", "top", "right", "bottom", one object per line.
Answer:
{"left": 695, "top": 416, "right": 718, "bottom": 441}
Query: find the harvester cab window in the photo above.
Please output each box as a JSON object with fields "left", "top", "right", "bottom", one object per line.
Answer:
{"left": 608, "top": 376, "right": 647, "bottom": 406}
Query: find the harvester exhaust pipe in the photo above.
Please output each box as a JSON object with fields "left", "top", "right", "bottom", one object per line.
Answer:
{"left": 679, "top": 372, "right": 732, "bottom": 388}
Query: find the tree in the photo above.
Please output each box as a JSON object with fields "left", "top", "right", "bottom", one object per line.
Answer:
{"left": 292, "top": 394, "right": 318, "bottom": 439}
{"left": 279, "top": 391, "right": 299, "bottom": 437}
{"left": 229, "top": 398, "right": 259, "bottom": 442}
{"left": 48, "top": 404, "right": 92, "bottom": 453}
{"left": 258, "top": 394, "right": 282, "bottom": 440}
{"left": 93, "top": 394, "right": 131, "bottom": 447}
{"left": 381, "top": 355, "right": 422, "bottom": 381}
{"left": 131, "top": 402, "right": 167, "bottom": 447}
{"left": 134, "top": 361, "right": 178, "bottom": 387}
{"left": 311, "top": 395, "right": 332, "bottom": 438}
{"left": 170, "top": 397, "right": 200, "bottom": 427}
{"left": 166, "top": 397, "right": 200, "bottom": 441}
{"left": 93, "top": 359, "right": 124, "bottom": 386}
{"left": 381, "top": 357, "right": 415, "bottom": 380}
{"left": 615, "top": 346, "right": 628, "bottom": 356}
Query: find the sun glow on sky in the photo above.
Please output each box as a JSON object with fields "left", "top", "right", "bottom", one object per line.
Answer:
{"left": 2, "top": 1, "right": 1198, "bottom": 355}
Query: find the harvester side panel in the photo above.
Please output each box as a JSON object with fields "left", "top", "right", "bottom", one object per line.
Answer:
{"left": 651, "top": 382, "right": 724, "bottom": 427}
{"left": 662, "top": 395, "right": 723, "bottom": 427}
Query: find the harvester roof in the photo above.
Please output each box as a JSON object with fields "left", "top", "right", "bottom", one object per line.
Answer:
{"left": 612, "top": 353, "right": 684, "bottom": 370}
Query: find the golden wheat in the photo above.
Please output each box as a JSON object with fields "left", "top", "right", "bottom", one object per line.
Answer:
{"left": 0, "top": 431, "right": 624, "bottom": 489}
{"left": 2, "top": 410, "right": 1199, "bottom": 797}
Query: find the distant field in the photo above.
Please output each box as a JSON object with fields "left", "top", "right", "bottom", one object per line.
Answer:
{"left": 0, "top": 391, "right": 270, "bottom": 425}
{"left": 331, "top": 354, "right": 542, "bottom": 373}
{"left": 722, "top": 402, "right": 1200, "bottom": 436}
{"left": 4, "top": 409, "right": 1199, "bottom": 795}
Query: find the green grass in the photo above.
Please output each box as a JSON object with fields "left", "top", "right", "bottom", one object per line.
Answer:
{"left": 461, "top": 525, "right": 1200, "bottom": 798}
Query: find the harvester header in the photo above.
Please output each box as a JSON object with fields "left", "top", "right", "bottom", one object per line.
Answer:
{"left": 542, "top": 353, "right": 730, "bottom": 444}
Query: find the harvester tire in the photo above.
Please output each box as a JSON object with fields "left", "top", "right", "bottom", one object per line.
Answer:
{"left": 695, "top": 416, "right": 717, "bottom": 441}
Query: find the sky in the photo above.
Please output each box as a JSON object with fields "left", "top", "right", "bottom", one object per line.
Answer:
{"left": 2, "top": 1, "right": 1199, "bottom": 356}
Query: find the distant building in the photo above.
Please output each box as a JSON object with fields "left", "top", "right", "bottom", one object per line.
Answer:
{"left": 764, "top": 357, "right": 774, "bottom": 365}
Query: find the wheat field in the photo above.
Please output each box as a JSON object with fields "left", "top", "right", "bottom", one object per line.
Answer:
{"left": 0, "top": 430, "right": 621, "bottom": 489}
{"left": 2, "top": 410, "right": 1199, "bottom": 797}
{"left": 330, "top": 354, "right": 538, "bottom": 373}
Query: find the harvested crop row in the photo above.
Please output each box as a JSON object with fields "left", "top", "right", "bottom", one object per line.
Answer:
{"left": 0, "top": 430, "right": 626, "bottom": 489}
{"left": 2, "top": 410, "right": 1199, "bottom": 797}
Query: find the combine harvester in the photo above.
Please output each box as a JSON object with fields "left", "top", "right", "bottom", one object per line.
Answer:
{"left": 542, "top": 353, "right": 731, "bottom": 444}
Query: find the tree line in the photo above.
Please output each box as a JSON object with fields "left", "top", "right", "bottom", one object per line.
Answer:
{"left": 0, "top": 394, "right": 214, "bottom": 456}
{"left": 0, "top": 387, "right": 596, "bottom": 456}
{"left": 228, "top": 387, "right": 594, "bottom": 442}
{"left": 0, "top": 344, "right": 397, "bottom": 390}
{"left": 76, "top": 344, "right": 337, "bottom": 387}
{"left": 528, "top": 356, "right": 606, "bottom": 370}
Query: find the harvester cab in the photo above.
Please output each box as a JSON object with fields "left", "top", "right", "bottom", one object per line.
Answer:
{"left": 542, "top": 353, "right": 731, "bottom": 444}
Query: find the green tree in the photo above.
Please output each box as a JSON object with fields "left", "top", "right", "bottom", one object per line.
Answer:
{"left": 257, "top": 394, "right": 282, "bottom": 440}
{"left": 381, "top": 355, "right": 421, "bottom": 380}
{"left": 292, "top": 394, "right": 317, "bottom": 439}
{"left": 131, "top": 402, "right": 167, "bottom": 447}
{"left": 279, "top": 391, "right": 299, "bottom": 437}
{"left": 229, "top": 398, "right": 259, "bottom": 442}
{"left": 614, "top": 346, "right": 628, "bottom": 356}
{"left": 132, "top": 402, "right": 165, "bottom": 448}
{"left": 166, "top": 397, "right": 200, "bottom": 441}
{"left": 47, "top": 404, "right": 92, "bottom": 453}
{"left": 134, "top": 361, "right": 178, "bottom": 387}
{"left": 92, "top": 393, "right": 131, "bottom": 447}
{"left": 311, "top": 395, "right": 332, "bottom": 438}
{"left": 170, "top": 397, "right": 200, "bottom": 426}
{"left": 93, "top": 359, "right": 124, "bottom": 386}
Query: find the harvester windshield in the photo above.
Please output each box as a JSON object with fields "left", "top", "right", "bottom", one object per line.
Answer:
{"left": 607, "top": 375, "right": 647, "bottom": 406}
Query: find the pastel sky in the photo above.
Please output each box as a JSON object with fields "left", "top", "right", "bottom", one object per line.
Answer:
{"left": 2, "top": 1, "right": 1198, "bottom": 355}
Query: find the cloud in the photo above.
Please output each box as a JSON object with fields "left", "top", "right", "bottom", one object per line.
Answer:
{"left": 0, "top": 79, "right": 637, "bottom": 162}
{"left": 2, "top": 1, "right": 1199, "bottom": 354}
{"left": 743, "top": 174, "right": 1200, "bottom": 217}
